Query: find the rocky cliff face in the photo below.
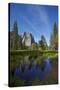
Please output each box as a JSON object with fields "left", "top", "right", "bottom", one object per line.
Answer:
{"left": 22, "top": 32, "right": 31, "bottom": 47}
{"left": 30, "top": 33, "right": 35, "bottom": 44}
{"left": 22, "top": 32, "right": 35, "bottom": 47}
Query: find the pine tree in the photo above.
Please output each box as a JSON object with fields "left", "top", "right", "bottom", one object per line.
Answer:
{"left": 50, "top": 22, "right": 58, "bottom": 50}
{"left": 13, "top": 21, "right": 18, "bottom": 50}
{"left": 39, "top": 35, "right": 47, "bottom": 50}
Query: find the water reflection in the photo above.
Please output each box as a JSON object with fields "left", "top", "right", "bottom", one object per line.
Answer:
{"left": 14, "top": 56, "right": 52, "bottom": 81}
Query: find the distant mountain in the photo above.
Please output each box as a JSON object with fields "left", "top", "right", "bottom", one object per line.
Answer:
{"left": 22, "top": 32, "right": 31, "bottom": 47}
{"left": 22, "top": 32, "right": 35, "bottom": 47}
{"left": 30, "top": 33, "right": 35, "bottom": 44}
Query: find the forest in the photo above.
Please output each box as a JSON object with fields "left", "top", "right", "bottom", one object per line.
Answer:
{"left": 10, "top": 21, "right": 58, "bottom": 51}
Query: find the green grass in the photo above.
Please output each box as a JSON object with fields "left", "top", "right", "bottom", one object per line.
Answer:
{"left": 10, "top": 50, "right": 58, "bottom": 56}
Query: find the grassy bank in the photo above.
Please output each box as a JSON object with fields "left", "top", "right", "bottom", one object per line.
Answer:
{"left": 10, "top": 50, "right": 58, "bottom": 56}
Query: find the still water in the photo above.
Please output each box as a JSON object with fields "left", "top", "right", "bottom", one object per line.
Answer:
{"left": 10, "top": 55, "right": 58, "bottom": 86}
{"left": 14, "top": 56, "right": 52, "bottom": 83}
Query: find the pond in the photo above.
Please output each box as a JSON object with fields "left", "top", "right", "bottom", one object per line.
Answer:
{"left": 9, "top": 55, "right": 58, "bottom": 86}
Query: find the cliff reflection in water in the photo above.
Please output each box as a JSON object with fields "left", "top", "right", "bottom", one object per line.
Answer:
{"left": 10, "top": 55, "right": 58, "bottom": 86}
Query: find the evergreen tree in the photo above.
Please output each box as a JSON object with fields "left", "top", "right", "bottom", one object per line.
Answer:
{"left": 50, "top": 22, "right": 58, "bottom": 50}
{"left": 13, "top": 21, "right": 18, "bottom": 50}
{"left": 39, "top": 35, "right": 47, "bottom": 50}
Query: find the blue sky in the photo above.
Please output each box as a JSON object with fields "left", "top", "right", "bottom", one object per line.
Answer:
{"left": 9, "top": 3, "right": 58, "bottom": 45}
